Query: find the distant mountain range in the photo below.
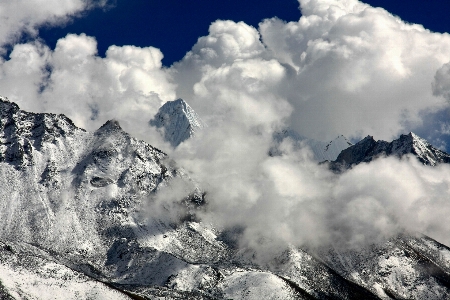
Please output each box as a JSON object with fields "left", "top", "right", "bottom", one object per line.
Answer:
{"left": 1, "top": 97, "right": 450, "bottom": 299}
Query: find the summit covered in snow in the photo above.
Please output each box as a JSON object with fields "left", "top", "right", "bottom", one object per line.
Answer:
{"left": 150, "top": 99, "right": 206, "bottom": 147}
{"left": 307, "top": 135, "right": 353, "bottom": 162}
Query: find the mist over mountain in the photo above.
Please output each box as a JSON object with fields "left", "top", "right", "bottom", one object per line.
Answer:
{"left": 1, "top": 97, "right": 450, "bottom": 299}
{"left": 330, "top": 132, "right": 450, "bottom": 172}
{"left": 2, "top": 0, "right": 450, "bottom": 299}
{"left": 272, "top": 129, "right": 353, "bottom": 162}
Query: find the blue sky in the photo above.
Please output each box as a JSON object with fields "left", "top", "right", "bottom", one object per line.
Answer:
{"left": 39, "top": 0, "right": 300, "bottom": 66}
{"left": 2, "top": 0, "right": 450, "bottom": 150}
{"left": 2, "top": 0, "right": 450, "bottom": 258}
{"left": 38, "top": 0, "right": 450, "bottom": 66}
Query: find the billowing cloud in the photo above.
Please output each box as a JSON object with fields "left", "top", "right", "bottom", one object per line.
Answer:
{"left": 260, "top": 0, "right": 450, "bottom": 141}
{"left": 159, "top": 0, "right": 450, "bottom": 260}
{"left": 433, "top": 62, "right": 450, "bottom": 102}
{"left": 172, "top": 20, "right": 269, "bottom": 109}
{"left": 173, "top": 0, "right": 450, "bottom": 142}
{"left": 2, "top": 0, "right": 450, "bottom": 261}
{"left": 3, "top": 0, "right": 450, "bottom": 144}
{"left": 0, "top": 0, "right": 176, "bottom": 145}
{"left": 170, "top": 128, "right": 450, "bottom": 261}
{"left": 0, "top": 0, "right": 109, "bottom": 50}
{"left": 0, "top": 33, "right": 176, "bottom": 146}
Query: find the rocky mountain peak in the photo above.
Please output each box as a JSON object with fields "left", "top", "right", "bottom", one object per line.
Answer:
{"left": 0, "top": 96, "right": 20, "bottom": 115}
{"left": 95, "top": 119, "right": 123, "bottom": 135}
{"left": 150, "top": 98, "right": 206, "bottom": 147}
{"left": 0, "top": 97, "right": 84, "bottom": 168}
{"left": 330, "top": 132, "right": 450, "bottom": 171}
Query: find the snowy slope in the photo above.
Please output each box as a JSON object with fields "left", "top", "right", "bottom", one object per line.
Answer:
{"left": 0, "top": 96, "right": 212, "bottom": 297}
{"left": 2, "top": 97, "right": 450, "bottom": 299}
{"left": 0, "top": 241, "right": 131, "bottom": 300}
{"left": 316, "top": 235, "right": 450, "bottom": 299}
{"left": 150, "top": 99, "right": 206, "bottom": 147}
{"left": 307, "top": 135, "right": 353, "bottom": 162}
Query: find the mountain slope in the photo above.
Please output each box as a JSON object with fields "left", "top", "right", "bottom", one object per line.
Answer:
{"left": 1, "top": 97, "right": 450, "bottom": 299}
{"left": 0, "top": 240, "right": 132, "bottom": 300}
{"left": 316, "top": 235, "right": 450, "bottom": 299}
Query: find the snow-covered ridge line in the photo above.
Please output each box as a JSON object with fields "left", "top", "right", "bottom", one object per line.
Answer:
{"left": 2, "top": 97, "right": 450, "bottom": 299}
{"left": 330, "top": 132, "right": 450, "bottom": 171}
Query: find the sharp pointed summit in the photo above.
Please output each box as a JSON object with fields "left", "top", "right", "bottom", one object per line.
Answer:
{"left": 95, "top": 119, "right": 123, "bottom": 135}
{"left": 150, "top": 99, "right": 206, "bottom": 147}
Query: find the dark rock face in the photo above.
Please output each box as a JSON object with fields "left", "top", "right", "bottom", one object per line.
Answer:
{"left": 90, "top": 176, "right": 114, "bottom": 187}
{"left": 330, "top": 132, "right": 450, "bottom": 171}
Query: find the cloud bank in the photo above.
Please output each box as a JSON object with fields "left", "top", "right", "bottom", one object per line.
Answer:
{"left": 0, "top": 33, "right": 175, "bottom": 146}
{"left": 166, "top": 0, "right": 450, "bottom": 256}
{"left": 2, "top": 0, "right": 450, "bottom": 258}
{"left": 3, "top": 0, "right": 450, "bottom": 144}
{"left": 174, "top": 0, "right": 450, "bottom": 142}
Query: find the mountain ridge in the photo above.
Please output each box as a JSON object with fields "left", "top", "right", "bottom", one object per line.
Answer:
{"left": 1, "top": 97, "right": 450, "bottom": 299}
{"left": 329, "top": 132, "right": 450, "bottom": 171}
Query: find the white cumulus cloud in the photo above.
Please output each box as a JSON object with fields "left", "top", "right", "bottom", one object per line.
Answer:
{"left": 2, "top": 0, "right": 450, "bottom": 261}
{"left": 0, "top": 0, "right": 109, "bottom": 50}
{"left": 0, "top": 33, "right": 176, "bottom": 146}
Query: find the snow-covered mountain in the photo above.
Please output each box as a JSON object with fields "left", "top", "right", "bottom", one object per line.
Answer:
{"left": 307, "top": 135, "right": 353, "bottom": 162}
{"left": 2, "top": 97, "right": 450, "bottom": 299}
{"left": 150, "top": 98, "right": 206, "bottom": 147}
{"left": 330, "top": 132, "right": 450, "bottom": 171}
{"left": 272, "top": 129, "right": 353, "bottom": 162}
